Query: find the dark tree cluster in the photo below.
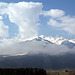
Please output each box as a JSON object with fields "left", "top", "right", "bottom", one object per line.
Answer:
{"left": 69, "top": 71, "right": 75, "bottom": 75}
{"left": 0, "top": 68, "right": 47, "bottom": 75}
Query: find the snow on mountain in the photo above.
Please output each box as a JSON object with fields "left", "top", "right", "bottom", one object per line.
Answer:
{"left": 61, "top": 40, "right": 75, "bottom": 48}
{"left": 24, "top": 35, "right": 75, "bottom": 45}
{"left": 22, "top": 35, "right": 75, "bottom": 49}
{"left": 0, "top": 35, "right": 75, "bottom": 56}
{"left": 69, "top": 39, "right": 75, "bottom": 43}
{"left": 44, "top": 36, "right": 66, "bottom": 45}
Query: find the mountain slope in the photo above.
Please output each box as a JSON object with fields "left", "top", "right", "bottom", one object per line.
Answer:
{"left": 0, "top": 35, "right": 75, "bottom": 56}
{"left": 0, "top": 54, "right": 75, "bottom": 69}
{"left": 24, "top": 35, "right": 75, "bottom": 45}
{"left": 61, "top": 40, "right": 75, "bottom": 48}
{"left": 0, "top": 35, "right": 75, "bottom": 69}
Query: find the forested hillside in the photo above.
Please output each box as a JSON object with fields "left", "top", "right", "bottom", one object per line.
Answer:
{"left": 0, "top": 68, "right": 46, "bottom": 75}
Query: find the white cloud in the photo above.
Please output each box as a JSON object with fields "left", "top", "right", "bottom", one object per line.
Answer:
{"left": 0, "top": 2, "right": 43, "bottom": 40}
{"left": 44, "top": 9, "right": 65, "bottom": 18}
{"left": 0, "top": 15, "right": 8, "bottom": 38}
{"left": 44, "top": 9, "right": 75, "bottom": 35}
{"left": 0, "top": 2, "right": 43, "bottom": 55}
{"left": 0, "top": 20, "right": 9, "bottom": 38}
{"left": 0, "top": 16, "right": 3, "bottom": 20}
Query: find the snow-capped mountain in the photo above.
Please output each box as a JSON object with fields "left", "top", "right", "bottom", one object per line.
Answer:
{"left": 0, "top": 35, "right": 75, "bottom": 69}
{"left": 0, "top": 35, "right": 75, "bottom": 56}
{"left": 17, "top": 35, "right": 75, "bottom": 55}
{"left": 24, "top": 35, "right": 75, "bottom": 45}
{"left": 61, "top": 40, "right": 75, "bottom": 48}
{"left": 22, "top": 35, "right": 75, "bottom": 49}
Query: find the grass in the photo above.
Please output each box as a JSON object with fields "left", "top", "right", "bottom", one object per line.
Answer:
{"left": 46, "top": 70, "right": 69, "bottom": 75}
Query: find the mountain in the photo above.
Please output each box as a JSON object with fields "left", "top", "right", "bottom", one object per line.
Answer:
{"left": 24, "top": 35, "right": 65, "bottom": 45}
{"left": 0, "top": 35, "right": 75, "bottom": 56}
{"left": 0, "top": 54, "right": 75, "bottom": 70}
{"left": 61, "top": 40, "right": 75, "bottom": 48}
{"left": 21, "top": 35, "right": 75, "bottom": 49}
{"left": 0, "top": 35, "right": 75, "bottom": 69}
{"left": 24, "top": 35, "right": 75, "bottom": 45}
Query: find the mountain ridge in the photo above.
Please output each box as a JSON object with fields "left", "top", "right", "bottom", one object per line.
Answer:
{"left": 21, "top": 35, "right": 75, "bottom": 45}
{"left": 0, "top": 35, "right": 75, "bottom": 69}
{"left": 0, "top": 35, "right": 75, "bottom": 56}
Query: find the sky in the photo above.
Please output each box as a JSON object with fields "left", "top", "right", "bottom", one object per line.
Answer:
{"left": 0, "top": 0, "right": 75, "bottom": 41}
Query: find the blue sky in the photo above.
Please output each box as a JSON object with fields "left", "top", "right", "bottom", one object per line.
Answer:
{"left": 0, "top": 0, "right": 75, "bottom": 39}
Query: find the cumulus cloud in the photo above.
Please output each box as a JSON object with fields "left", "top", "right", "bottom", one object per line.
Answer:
{"left": 0, "top": 16, "right": 3, "bottom": 19}
{"left": 0, "top": 2, "right": 43, "bottom": 40}
{"left": 44, "top": 9, "right": 65, "bottom": 18}
{"left": 0, "top": 16, "right": 9, "bottom": 38}
{"left": 0, "top": 1, "right": 44, "bottom": 55}
{"left": 44, "top": 9, "right": 75, "bottom": 35}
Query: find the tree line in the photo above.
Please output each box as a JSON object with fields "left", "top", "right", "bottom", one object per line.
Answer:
{"left": 0, "top": 68, "right": 47, "bottom": 75}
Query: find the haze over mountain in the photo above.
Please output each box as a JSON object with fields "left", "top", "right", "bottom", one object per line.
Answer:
{"left": 0, "top": 35, "right": 75, "bottom": 56}
{"left": 0, "top": 35, "right": 75, "bottom": 69}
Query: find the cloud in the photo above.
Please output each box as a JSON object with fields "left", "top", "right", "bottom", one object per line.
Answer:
{"left": 0, "top": 16, "right": 9, "bottom": 38}
{"left": 44, "top": 9, "right": 65, "bottom": 18}
{"left": 0, "top": 39, "right": 75, "bottom": 55}
{"left": 0, "top": 16, "right": 3, "bottom": 19}
{"left": 0, "top": 1, "right": 43, "bottom": 55}
{"left": 0, "top": 2, "right": 43, "bottom": 40}
{"left": 44, "top": 9, "right": 75, "bottom": 35}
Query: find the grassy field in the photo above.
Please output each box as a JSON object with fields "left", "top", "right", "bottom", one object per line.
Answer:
{"left": 46, "top": 70, "right": 74, "bottom": 75}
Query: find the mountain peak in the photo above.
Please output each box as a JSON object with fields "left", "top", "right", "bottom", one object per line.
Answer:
{"left": 22, "top": 35, "right": 75, "bottom": 45}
